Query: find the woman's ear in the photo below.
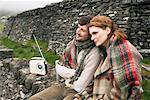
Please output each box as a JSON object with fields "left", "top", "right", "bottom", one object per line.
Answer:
{"left": 105, "top": 27, "right": 111, "bottom": 35}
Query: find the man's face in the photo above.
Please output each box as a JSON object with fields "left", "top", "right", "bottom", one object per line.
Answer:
{"left": 75, "top": 24, "right": 90, "bottom": 41}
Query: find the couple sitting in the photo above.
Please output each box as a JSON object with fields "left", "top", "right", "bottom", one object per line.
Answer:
{"left": 29, "top": 15, "right": 143, "bottom": 100}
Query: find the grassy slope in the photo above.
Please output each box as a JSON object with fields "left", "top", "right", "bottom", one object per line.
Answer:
{"left": 142, "top": 58, "right": 150, "bottom": 100}
{"left": 0, "top": 22, "right": 4, "bottom": 32}
{"left": 0, "top": 36, "right": 60, "bottom": 65}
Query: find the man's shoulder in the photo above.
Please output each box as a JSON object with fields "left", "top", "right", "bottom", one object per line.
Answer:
{"left": 91, "top": 46, "right": 100, "bottom": 52}
{"left": 84, "top": 46, "right": 101, "bottom": 63}
{"left": 87, "top": 46, "right": 100, "bottom": 56}
{"left": 66, "top": 40, "right": 74, "bottom": 47}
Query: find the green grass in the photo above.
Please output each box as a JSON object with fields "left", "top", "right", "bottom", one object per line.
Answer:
{"left": 143, "top": 57, "right": 150, "bottom": 65}
{"left": 0, "top": 36, "right": 60, "bottom": 65}
{"left": 142, "top": 79, "right": 150, "bottom": 100}
{"left": 142, "top": 57, "right": 150, "bottom": 100}
{"left": 0, "top": 22, "right": 4, "bottom": 32}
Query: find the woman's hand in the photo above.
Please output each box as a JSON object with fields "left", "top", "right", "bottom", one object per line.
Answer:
{"left": 74, "top": 98, "right": 79, "bottom": 100}
{"left": 73, "top": 94, "right": 82, "bottom": 100}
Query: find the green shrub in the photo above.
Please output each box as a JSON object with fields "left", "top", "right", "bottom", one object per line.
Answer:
{"left": 0, "top": 22, "right": 4, "bottom": 32}
{"left": 143, "top": 57, "right": 150, "bottom": 65}
{"left": 142, "top": 57, "right": 150, "bottom": 100}
{"left": 142, "top": 79, "right": 150, "bottom": 100}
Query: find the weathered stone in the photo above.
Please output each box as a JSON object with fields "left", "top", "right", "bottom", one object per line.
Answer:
{"left": 17, "top": 68, "right": 30, "bottom": 85}
{"left": 122, "top": 0, "right": 131, "bottom": 4}
{"left": 25, "top": 74, "right": 36, "bottom": 90}
{"left": 31, "top": 82, "right": 40, "bottom": 95}
{"left": 0, "top": 49, "right": 13, "bottom": 60}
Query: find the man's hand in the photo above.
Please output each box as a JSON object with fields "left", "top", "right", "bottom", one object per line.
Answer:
{"left": 74, "top": 94, "right": 82, "bottom": 100}
{"left": 74, "top": 98, "right": 79, "bottom": 100}
{"left": 65, "top": 83, "right": 73, "bottom": 88}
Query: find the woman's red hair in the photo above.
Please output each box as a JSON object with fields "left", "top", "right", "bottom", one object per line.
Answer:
{"left": 89, "top": 16, "right": 127, "bottom": 40}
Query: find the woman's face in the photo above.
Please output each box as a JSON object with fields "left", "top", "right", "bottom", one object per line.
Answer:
{"left": 89, "top": 26, "right": 110, "bottom": 47}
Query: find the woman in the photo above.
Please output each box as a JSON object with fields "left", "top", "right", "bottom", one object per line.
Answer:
{"left": 89, "top": 16, "right": 143, "bottom": 99}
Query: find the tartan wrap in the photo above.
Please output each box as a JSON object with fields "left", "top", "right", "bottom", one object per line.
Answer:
{"left": 60, "top": 38, "right": 98, "bottom": 99}
{"left": 60, "top": 38, "right": 77, "bottom": 69}
{"left": 93, "top": 36, "right": 143, "bottom": 100}
{"left": 61, "top": 38, "right": 95, "bottom": 69}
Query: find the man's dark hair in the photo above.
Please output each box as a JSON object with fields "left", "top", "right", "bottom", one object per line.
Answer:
{"left": 78, "top": 16, "right": 93, "bottom": 25}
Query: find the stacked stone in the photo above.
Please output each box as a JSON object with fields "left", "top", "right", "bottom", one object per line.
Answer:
{"left": 126, "top": 1, "right": 150, "bottom": 57}
{"left": 0, "top": 44, "right": 13, "bottom": 61}
{"left": 0, "top": 60, "right": 20, "bottom": 100}
{"left": 0, "top": 58, "right": 56, "bottom": 100}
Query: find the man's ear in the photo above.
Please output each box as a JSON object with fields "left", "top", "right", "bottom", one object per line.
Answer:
{"left": 105, "top": 27, "right": 111, "bottom": 35}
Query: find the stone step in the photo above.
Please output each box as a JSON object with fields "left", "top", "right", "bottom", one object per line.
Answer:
{"left": 0, "top": 49, "right": 13, "bottom": 60}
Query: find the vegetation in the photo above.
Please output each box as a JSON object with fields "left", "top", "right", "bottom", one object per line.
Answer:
{"left": 0, "top": 22, "right": 4, "bottom": 32}
{"left": 143, "top": 57, "right": 150, "bottom": 65}
{"left": 142, "top": 78, "right": 150, "bottom": 100}
{"left": 0, "top": 36, "right": 60, "bottom": 65}
{"left": 142, "top": 57, "right": 150, "bottom": 100}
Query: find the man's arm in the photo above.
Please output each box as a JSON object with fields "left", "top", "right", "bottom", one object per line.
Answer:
{"left": 72, "top": 47, "right": 101, "bottom": 92}
{"left": 55, "top": 60, "right": 75, "bottom": 78}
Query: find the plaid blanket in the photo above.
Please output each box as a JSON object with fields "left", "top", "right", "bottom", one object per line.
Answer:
{"left": 60, "top": 38, "right": 95, "bottom": 69}
{"left": 93, "top": 36, "right": 143, "bottom": 100}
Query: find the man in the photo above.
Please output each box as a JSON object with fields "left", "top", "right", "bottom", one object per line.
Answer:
{"left": 29, "top": 16, "right": 101, "bottom": 100}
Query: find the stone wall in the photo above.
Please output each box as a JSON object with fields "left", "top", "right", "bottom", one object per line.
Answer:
{"left": 127, "top": 1, "right": 150, "bottom": 57}
{"left": 0, "top": 45, "right": 13, "bottom": 60}
{"left": 2, "top": 0, "right": 150, "bottom": 56}
{"left": 0, "top": 58, "right": 56, "bottom": 100}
